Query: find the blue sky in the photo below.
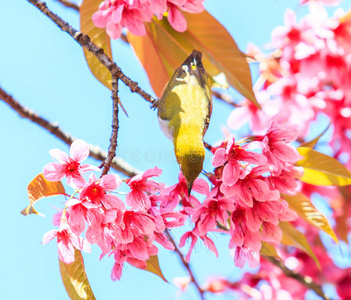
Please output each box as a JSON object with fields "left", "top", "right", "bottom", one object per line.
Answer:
{"left": 0, "top": 1, "right": 350, "bottom": 300}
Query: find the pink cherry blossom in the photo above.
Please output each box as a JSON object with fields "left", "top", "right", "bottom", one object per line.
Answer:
{"left": 166, "top": 0, "right": 204, "bottom": 32}
{"left": 212, "top": 138, "right": 267, "bottom": 186}
{"left": 92, "top": 0, "right": 153, "bottom": 39}
{"left": 221, "top": 166, "right": 272, "bottom": 207}
{"left": 233, "top": 246, "right": 260, "bottom": 268}
{"left": 114, "top": 210, "right": 156, "bottom": 244}
{"left": 42, "top": 218, "right": 91, "bottom": 264}
{"left": 229, "top": 206, "right": 261, "bottom": 252}
{"left": 192, "top": 196, "right": 235, "bottom": 236}
{"left": 43, "top": 139, "right": 99, "bottom": 188}
{"left": 80, "top": 174, "right": 124, "bottom": 209}
{"left": 157, "top": 172, "right": 207, "bottom": 213}
{"left": 226, "top": 91, "right": 281, "bottom": 134}
{"left": 258, "top": 119, "right": 299, "bottom": 174}
{"left": 126, "top": 166, "right": 162, "bottom": 210}
{"left": 67, "top": 203, "right": 87, "bottom": 235}
{"left": 179, "top": 231, "right": 218, "bottom": 262}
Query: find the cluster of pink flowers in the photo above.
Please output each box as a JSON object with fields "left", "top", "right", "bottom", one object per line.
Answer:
{"left": 42, "top": 140, "right": 186, "bottom": 280}
{"left": 92, "top": 0, "right": 205, "bottom": 39}
{"left": 186, "top": 118, "right": 300, "bottom": 268}
{"left": 41, "top": 115, "right": 302, "bottom": 279}
{"left": 216, "top": 1, "right": 351, "bottom": 298}
{"left": 231, "top": 1, "right": 351, "bottom": 169}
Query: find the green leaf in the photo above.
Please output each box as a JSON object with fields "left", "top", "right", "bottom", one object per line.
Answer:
{"left": 299, "top": 124, "right": 330, "bottom": 148}
{"left": 145, "top": 255, "right": 168, "bottom": 282}
{"left": 59, "top": 250, "right": 96, "bottom": 300}
{"left": 260, "top": 242, "right": 281, "bottom": 259}
{"left": 279, "top": 221, "right": 320, "bottom": 269}
{"left": 296, "top": 147, "right": 351, "bottom": 186}
{"left": 283, "top": 193, "right": 338, "bottom": 243}
{"left": 128, "top": 11, "right": 258, "bottom": 107}
{"left": 21, "top": 173, "right": 65, "bottom": 216}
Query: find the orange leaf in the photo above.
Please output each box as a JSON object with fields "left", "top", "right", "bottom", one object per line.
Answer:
{"left": 59, "top": 249, "right": 96, "bottom": 300}
{"left": 21, "top": 173, "right": 65, "bottom": 216}
{"left": 80, "top": 0, "right": 112, "bottom": 89}
{"left": 128, "top": 11, "right": 258, "bottom": 107}
{"left": 144, "top": 255, "right": 168, "bottom": 282}
{"left": 80, "top": 0, "right": 127, "bottom": 114}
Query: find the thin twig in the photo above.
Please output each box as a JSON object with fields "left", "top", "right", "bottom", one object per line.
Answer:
{"left": 0, "top": 86, "right": 140, "bottom": 178}
{"left": 54, "top": 0, "right": 79, "bottom": 11}
{"left": 102, "top": 75, "right": 119, "bottom": 176}
{"left": 264, "top": 256, "right": 329, "bottom": 300}
{"left": 166, "top": 231, "right": 205, "bottom": 300}
{"left": 27, "top": 0, "right": 156, "bottom": 106}
{"left": 212, "top": 91, "right": 239, "bottom": 108}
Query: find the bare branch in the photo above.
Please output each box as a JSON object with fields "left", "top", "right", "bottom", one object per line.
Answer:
{"left": 27, "top": 0, "right": 156, "bottom": 106}
{"left": 101, "top": 75, "right": 120, "bottom": 176}
{"left": 212, "top": 90, "right": 239, "bottom": 107}
{"left": 54, "top": 0, "right": 79, "bottom": 12}
{"left": 0, "top": 86, "right": 140, "bottom": 178}
{"left": 165, "top": 231, "right": 205, "bottom": 300}
{"left": 264, "top": 256, "right": 329, "bottom": 300}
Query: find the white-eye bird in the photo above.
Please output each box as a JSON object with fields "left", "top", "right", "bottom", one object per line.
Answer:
{"left": 157, "top": 50, "right": 212, "bottom": 195}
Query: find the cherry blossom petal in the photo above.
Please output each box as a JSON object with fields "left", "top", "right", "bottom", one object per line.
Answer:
{"left": 222, "top": 162, "right": 240, "bottom": 186}
{"left": 261, "top": 222, "right": 282, "bottom": 243}
{"left": 42, "top": 229, "right": 57, "bottom": 245}
{"left": 111, "top": 3, "right": 124, "bottom": 23}
{"left": 239, "top": 151, "right": 267, "bottom": 165}
{"left": 49, "top": 148, "right": 69, "bottom": 163}
{"left": 111, "top": 263, "right": 123, "bottom": 281}
{"left": 155, "top": 232, "right": 175, "bottom": 250}
{"left": 101, "top": 174, "right": 122, "bottom": 190}
{"left": 71, "top": 235, "right": 92, "bottom": 253}
{"left": 167, "top": 4, "right": 187, "bottom": 32}
{"left": 58, "top": 240, "right": 75, "bottom": 264}
{"left": 128, "top": 238, "right": 149, "bottom": 261}
{"left": 201, "top": 235, "right": 218, "bottom": 257}
{"left": 124, "top": 14, "right": 146, "bottom": 36}
{"left": 212, "top": 148, "right": 227, "bottom": 167}
{"left": 101, "top": 194, "right": 124, "bottom": 210}
{"left": 43, "top": 163, "right": 66, "bottom": 181}
{"left": 271, "top": 142, "right": 299, "bottom": 162}
{"left": 92, "top": 10, "right": 109, "bottom": 28}
{"left": 143, "top": 166, "right": 162, "bottom": 178}
{"left": 106, "top": 22, "right": 123, "bottom": 39}
{"left": 70, "top": 140, "right": 89, "bottom": 162}
{"left": 192, "top": 178, "right": 210, "bottom": 194}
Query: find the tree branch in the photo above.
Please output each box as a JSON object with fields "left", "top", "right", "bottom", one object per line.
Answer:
{"left": 54, "top": 0, "right": 79, "bottom": 12}
{"left": 101, "top": 75, "right": 119, "bottom": 176}
{"left": 264, "top": 256, "right": 329, "bottom": 300}
{"left": 166, "top": 231, "right": 205, "bottom": 300}
{"left": 212, "top": 91, "right": 239, "bottom": 108}
{"left": 27, "top": 0, "right": 156, "bottom": 106}
{"left": 0, "top": 86, "right": 140, "bottom": 178}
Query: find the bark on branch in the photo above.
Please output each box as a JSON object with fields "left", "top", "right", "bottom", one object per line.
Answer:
{"left": 0, "top": 86, "right": 139, "bottom": 178}
{"left": 27, "top": 0, "right": 156, "bottom": 106}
